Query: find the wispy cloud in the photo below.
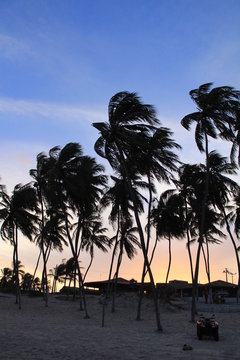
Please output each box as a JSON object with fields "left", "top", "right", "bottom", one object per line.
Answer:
{"left": 0, "top": 33, "right": 35, "bottom": 59}
{"left": 192, "top": 39, "right": 240, "bottom": 85}
{"left": 0, "top": 97, "right": 106, "bottom": 123}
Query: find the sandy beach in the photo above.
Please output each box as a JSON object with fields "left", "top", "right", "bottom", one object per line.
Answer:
{"left": 1, "top": 293, "right": 240, "bottom": 360}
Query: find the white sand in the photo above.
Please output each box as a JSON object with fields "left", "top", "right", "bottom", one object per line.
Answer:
{"left": 0, "top": 292, "right": 240, "bottom": 359}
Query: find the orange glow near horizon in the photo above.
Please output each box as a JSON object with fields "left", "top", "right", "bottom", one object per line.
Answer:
{"left": 0, "top": 232, "right": 238, "bottom": 288}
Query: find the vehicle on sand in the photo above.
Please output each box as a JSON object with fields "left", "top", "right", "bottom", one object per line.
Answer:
{"left": 197, "top": 314, "right": 219, "bottom": 341}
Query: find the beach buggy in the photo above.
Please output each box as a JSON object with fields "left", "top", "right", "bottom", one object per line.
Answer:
{"left": 197, "top": 314, "right": 219, "bottom": 341}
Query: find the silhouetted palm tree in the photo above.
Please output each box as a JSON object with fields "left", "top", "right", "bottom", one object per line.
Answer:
{"left": 0, "top": 183, "right": 38, "bottom": 308}
{"left": 81, "top": 213, "right": 110, "bottom": 282}
{"left": 94, "top": 91, "right": 173, "bottom": 331}
{"left": 181, "top": 83, "right": 239, "bottom": 321}
{"left": 40, "top": 143, "right": 107, "bottom": 317}
{"left": 30, "top": 152, "right": 54, "bottom": 306}
{"left": 174, "top": 164, "right": 202, "bottom": 283}
{"left": 135, "top": 127, "right": 181, "bottom": 320}
{"left": 0, "top": 267, "right": 13, "bottom": 290}
{"left": 151, "top": 190, "right": 185, "bottom": 284}
{"left": 101, "top": 173, "right": 146, "bottom": 299}
{"left": 205, "top": 151, "right": 240, "bottom": 300}
{"left": 34, "top": 210, "right": 68, "bottom": 298}
{"left": 50, "top": 261, "right": 66, "bottom": 293}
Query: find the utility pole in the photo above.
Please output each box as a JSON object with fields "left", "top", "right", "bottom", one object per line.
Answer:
{"left": 229, "top": 271, "right": 236, "bottom": 284}
{"left": 223, "top": 268, "right": 230, "bottom": 282}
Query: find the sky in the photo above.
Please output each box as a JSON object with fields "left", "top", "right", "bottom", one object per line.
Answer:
{"left": 0, "top": 0, "right": 240, "bottom": 286}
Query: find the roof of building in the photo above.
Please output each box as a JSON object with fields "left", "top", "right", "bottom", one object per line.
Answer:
{"left": 204, "top": 280, "right": 236, "bottom": 288}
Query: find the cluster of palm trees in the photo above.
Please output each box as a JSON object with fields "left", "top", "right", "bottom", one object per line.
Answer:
{"left": 0, "top": 261, "right": 41, "bottom": 294}
{"left": 1, "top": 83, "right": 240, "bottom": 330}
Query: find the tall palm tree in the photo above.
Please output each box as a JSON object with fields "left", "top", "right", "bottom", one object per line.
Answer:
{"left": 34, "top": 210, "right": 68, "bottom": 298}
{"left": 93, "top": 91, "right": 180, "bottom": 330}
{"left": 205, "top": 151, "right": 240, "bottom": 300}
{"left": 181, "top": 83, "right": 240, "bottom": 321}
{"left": 174, "top": 164, "right": 202, "bottom": 284}
{"left": 135, "top": 127, "right": 181, "bottom": 320}
{"left": 40, "top": 143, "right": 107, "bottom": 317}
{"left": 0, "top": 183, "right": 38, "bottom": 308}
{"left": 30, "top": 152, "right": 54, "bottom": 306}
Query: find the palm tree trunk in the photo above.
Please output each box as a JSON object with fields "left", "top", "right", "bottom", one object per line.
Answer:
{"left": 136, "top": 234, "right": 159, "bottom": 321}
{"left": 106, "top": 237, "right": 118, "bottom": 297}
{"left": 201, "top": 244, "right": 209, "bottom": 281}
{"left": 107, "top": 215, "right": 120, "bottom": 298}
{"left": 83, "top": 255, "right": 94, "bottom": 283}
{"left": 12, "top": 236, "right": 18, "bottom": 304}
{"left": 38, "top": 189, "right": 49, "bottom": 307}
{"left": 112, "top": 241, "right": 123, "bottom": 313}
{"left": 73, "top": 218, "right": 82, "bottom": 300}
{"left": 32, "top": 250, "right": 41, "bottom": 286}
{"left": 205, "top": 238, "right": 212, "bottom": 303}
{"left": 191, "top": 131, "right": 209, "bottom": 322}
{"left": 137, "top": 175, "right": 153, "bottom": 321}
{"left": 165, "top": 235, "right": 172, "bottom": 284}
{"left": 15, "top": 225, "right": 21, "bottom": 310}
{"left": 185, "top": 199, "right": 194, "bottom": 283}
{"left": 201, "top": 243, "right": 212, "bottom": 302}
{"left": 63, "top": 209, "right": 89, "bottom": 317}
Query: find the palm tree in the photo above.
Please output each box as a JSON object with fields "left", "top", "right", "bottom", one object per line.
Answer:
{"left": 50, "top": 261, "right": 66, "bottom": 293}
{"left": 101, "top": 172, "right": 146, "bottom": 299}
{"left": 39, "top": 143, "right": 107, "bottom": 317}
{"left": 21, "top": 272, "right": 34, "bottom": 291}
{"left": 181, "top": 83, "right": 240, "bottom": 321}
{"left": 0, "top": 183, "right": 38, "bottom": 308}
{"left": 34, "top": 210, "right": 68, "bottom": 298}
{"left": 93, "top": 91, "right": 179, "bottom": 331}
{"left": 230, "top": 107, "right": 240, "bottom": 165}
{"left": 174, "top": 164, "right": 202, "bottom": 284}
{"left": 0, "top": 267, "right": 14, "bottom": 290}
{"left": 81, "top": 212, "right": 110, "bottom": 283}
{"left": 30, "top": 152, "right": 53, "bottom": 306}
{"left": 151, "top": 190, "right": 185, "bottom": 284}
{"left": 135, "top": 127, "right": 181, "bottom": 320}
{"left": 205, "top": 151, "right": 240, "bottom": 300}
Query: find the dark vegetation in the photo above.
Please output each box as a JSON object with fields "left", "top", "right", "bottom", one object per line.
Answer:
{"left": 1, "top": 84, "right": 240, "bottom": 329}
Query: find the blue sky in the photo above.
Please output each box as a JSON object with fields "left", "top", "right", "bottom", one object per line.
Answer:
{"left": 0, "top": 0, "right": 240, "bottom": 283}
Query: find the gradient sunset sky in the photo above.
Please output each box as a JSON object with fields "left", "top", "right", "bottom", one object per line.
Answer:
{"left": 0, "top": 0, "right": 240, "bottom": 285}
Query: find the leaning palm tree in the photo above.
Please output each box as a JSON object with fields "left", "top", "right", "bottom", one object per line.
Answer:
{"left": 30, "top": 152, "right": 54, "bottom": 306}
{"left": 181, "top": 83, "right": 240, "bottom": 321}
{"left": 0, "top": 183, "right": 38, "bottom": 308}
{"left": 40, "top": 143, "right": 107, "bottom": 317}
{"left": 93, "top": 91, "right": 180, "bottom": 331}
